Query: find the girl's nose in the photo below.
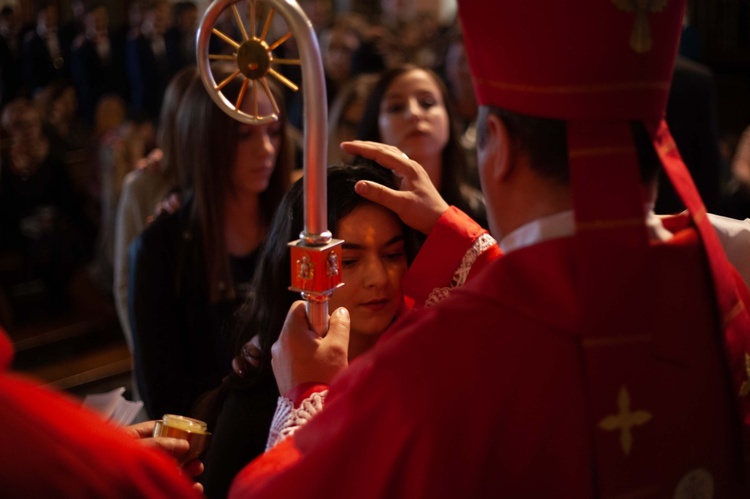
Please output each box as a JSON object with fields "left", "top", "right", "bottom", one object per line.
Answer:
{"left": 363, "top": 257, "right": 389, "bottom": 288}
{"left": 404, "top": 98, "right": 422, "bottom": 122}
{"left": 256, "top": 130, "right": 275, "bottom": 157}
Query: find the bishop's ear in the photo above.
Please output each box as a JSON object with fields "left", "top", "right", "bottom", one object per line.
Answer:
{"left": 481, "top": 112, "right": 515, "bottom": 184}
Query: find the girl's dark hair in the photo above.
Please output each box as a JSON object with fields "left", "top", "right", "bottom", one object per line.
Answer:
{"left": 157, "top": 65, "right": 197, "bottom": 185}
{"left": 356, "top": 64, "right": 486, "bottom": 224}
{"left": 174, "top": 62, "right": 292, "bottom": 302}
{"left": 192, "top": 162, "right": 418, "bottom": 428}
{"left": 235, "top": 161, "right": 418, "bottom": 377}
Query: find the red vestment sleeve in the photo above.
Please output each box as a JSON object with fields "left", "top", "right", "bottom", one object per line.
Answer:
{"left": 403, "top": 206, "right": 500, "bottom": 306}
{"left": 0, "top": 373, "right": 200, "bottom": 498}
{"left": 230, "top": 436, "right": 303, "bottom": 495}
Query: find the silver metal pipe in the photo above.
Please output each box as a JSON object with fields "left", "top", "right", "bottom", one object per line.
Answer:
{"left": 197, "top": 0, "right": 328, "bottom": 240}
{"left": 196, "top": 0, "right": 331, "bottom": 334}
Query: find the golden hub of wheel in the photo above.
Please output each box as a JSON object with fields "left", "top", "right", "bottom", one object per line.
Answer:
{"left": 237, "top": 38, "right": 271, "bottom": 80}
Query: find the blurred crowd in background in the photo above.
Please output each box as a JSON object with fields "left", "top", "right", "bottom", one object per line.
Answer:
{"left": 0, "top": 0, "right": 748, "bottom": 334}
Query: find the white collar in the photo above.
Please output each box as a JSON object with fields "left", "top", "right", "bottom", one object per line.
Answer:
{"left": 499, "top": 205, "right": 672, "bottom": 253}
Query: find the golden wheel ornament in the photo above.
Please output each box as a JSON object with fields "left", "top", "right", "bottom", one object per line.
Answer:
{"left": 197, "top": 0, "right": 338, "bottom": 335}
{"left": 196, "top": 0, "right": 304, "bottom": 124}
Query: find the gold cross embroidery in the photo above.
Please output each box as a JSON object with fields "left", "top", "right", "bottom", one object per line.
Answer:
{"left": 739, "top": 353, "right": 750, "bottom": 398}
{"left": 598, "top": 385, "right": 653, "bottom": 456}
{"left": 611, "top": 0, "right": 669, "bottom": 53}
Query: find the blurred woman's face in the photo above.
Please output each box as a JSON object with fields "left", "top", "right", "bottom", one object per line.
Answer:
{"left": 377, "top": 69, "right": 449, "bottom": 184}
{"left": 10, "top": 108, "right": 42, "bottom": 144}
{"left": 322, "top": 27, "right": 360, "bottom": 83}
{"left": 231, "top": 90, "right": 282, "bottom": 196}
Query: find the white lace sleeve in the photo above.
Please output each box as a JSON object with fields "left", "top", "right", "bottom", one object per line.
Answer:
{"left": 424, "top": 233, "right": 496, "bottom": 307}
{"left": 266, "top": 390, "right": 328, "bottom": 450}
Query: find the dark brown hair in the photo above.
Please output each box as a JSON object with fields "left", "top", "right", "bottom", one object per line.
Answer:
{"left": 174, "top": 62, "right": 292, "bottom": 302}
{"left": 157, "top": 65, "right": 197, "bottom": 186}
{"left": 356, "top": 64, "right": 486, "bottom": 225}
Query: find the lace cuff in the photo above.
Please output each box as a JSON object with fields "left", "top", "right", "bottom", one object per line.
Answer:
{"left": 425, "top": 233, "right": 496, "bottom": 307}
{"left": 266, "top": 390, "right": 328, "bottom": 450}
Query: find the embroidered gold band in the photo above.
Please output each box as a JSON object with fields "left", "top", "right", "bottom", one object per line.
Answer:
{"left": 693, "top": 206, "right": 707, "bottom": 224}
{"left": 569, "top": 146, "right": 635, "bottom": 159}
{"left": 576, "top": 218, "right": 645, "bottom": 232}
{"left": 583, "top": 334, "right": 652, "bottom": 348}
{"left": 475, "top": 77, "right": 670, "bottom": 95}
{"left": 656, "top": 139, "right": 678, "bottom": 155}
{"left": 602, "top": 486, "right": 659, "bottom": 499}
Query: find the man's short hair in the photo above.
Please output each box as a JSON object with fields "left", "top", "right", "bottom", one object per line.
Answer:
{"left": 476, "top": 105, "right": 569, "bottom": 184}
{"left": 477, "top": 106, "right": 660, "bottom": 186}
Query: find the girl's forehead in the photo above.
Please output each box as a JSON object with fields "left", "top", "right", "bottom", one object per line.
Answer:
{"left": 338, "top": 203, "right": 403, "bottom": 242}
{"left": 385, "top": 72, "right": 441, "bottom": 99}
{"left": 388, "top": 70, "right": 434, "bottom": 88}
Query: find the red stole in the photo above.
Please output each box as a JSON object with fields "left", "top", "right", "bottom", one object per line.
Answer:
{"left": 567, "top": 119, "right": 750, "bottom": 494}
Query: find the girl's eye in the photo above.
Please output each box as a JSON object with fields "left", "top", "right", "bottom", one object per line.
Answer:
{"left": 268, "top": 125, "right": 282, "bottom": 138}
{"left": 419, "top": 96, "right": 437, "bottom": 109}
{"left": 385, "top": 102, "right": 405, "bottom": 114}
{"left": 238, "top": 128, "right": 253, "bottom": 140}
{"left": 384, "top": 251, "right": 405, "bottom": 261}
{"left": 341, "top": 258, "right": 358, "bottom": 268}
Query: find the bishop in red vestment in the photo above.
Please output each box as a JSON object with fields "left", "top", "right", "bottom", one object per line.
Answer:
{"left": 230, "top": 0, "right": 750, "bottom": 497}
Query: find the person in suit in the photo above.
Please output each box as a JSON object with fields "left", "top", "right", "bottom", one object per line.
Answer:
{"left": 0, "top": 6, "right": 22, "bottom": 106}
{"left": 70, "top": 2, "right": 127, "bottom": 125}
{"left": 126, "top": 0, "right": 172, "bottom": 120}
{"left": 164, "top": 1, "right": 198, "bottom": 76}
{"left": 22, "top": 0, "right": 68, "bottom": 96}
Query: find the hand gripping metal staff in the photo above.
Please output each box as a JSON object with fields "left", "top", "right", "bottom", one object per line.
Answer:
{"left": 196, "top": 0, "right": 343, "bottom": 335}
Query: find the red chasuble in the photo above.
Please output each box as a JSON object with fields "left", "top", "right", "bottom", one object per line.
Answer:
{"left": 230, "top": 126, "right": 750, "bottom": 498}
{"left": 0, "top": 328, "right": 199, "bottom": 498}
{"left": 231, "top": 216, "right": 747, "bottom": 498}
{"left": 230, "top": 0, "right": 750, "bottom": 493}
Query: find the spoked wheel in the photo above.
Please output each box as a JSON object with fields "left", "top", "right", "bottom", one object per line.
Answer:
{"left": 196, "top": 0, "right": 301, "bottom": 124}
{"left": 197, "top": 0, "right": 333, "bottom": 335}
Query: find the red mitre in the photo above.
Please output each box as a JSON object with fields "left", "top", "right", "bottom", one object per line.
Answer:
{"left": 457, "top": 1, "right": 689, "bottom": 245}
{"left": 457, "top": 0, "right": 684, "bottom": 121}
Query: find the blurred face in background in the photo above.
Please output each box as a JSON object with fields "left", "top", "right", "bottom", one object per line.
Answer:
{"left": 2, "top": 102, "right": 47, "bottom": 175}
{"left": 0, "top": 9, "right": 19, "bottom": 36}
{"left": 51, "top": 86, "right": 78, "bottom": 123}
{"left": 231, "top": 90, "right": 282, "bottom": 196}
{"left": 299, "top": 0, "right": 333, "bottom": 31}
{"left": 85, "top": 6, "right": 109, "bottom": 36}
{"left": 378, "top": 69, "right": 449, "bottom": 186}
{"left": 38, "top": 5, "right": 59, "bottom": 31}
{"left": 178, "top": 6, "right": 198, "bottom": 33}
{"left": 72, "top": 0, "right": 86, "bottom": 19}
{"left": 322, "top": 26, "right": 360, "bottom": 84}
{"left": 380, "top": 0, "right": 416, "bottom": 23}
{"left": 445, "top": 40, "right": 475, "bottom": 101}
{"left": 6, "top": 106, "right": 42, "bottom": 145}
{"left": 143, "top": 2, "right": 170, "bottom": 37}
